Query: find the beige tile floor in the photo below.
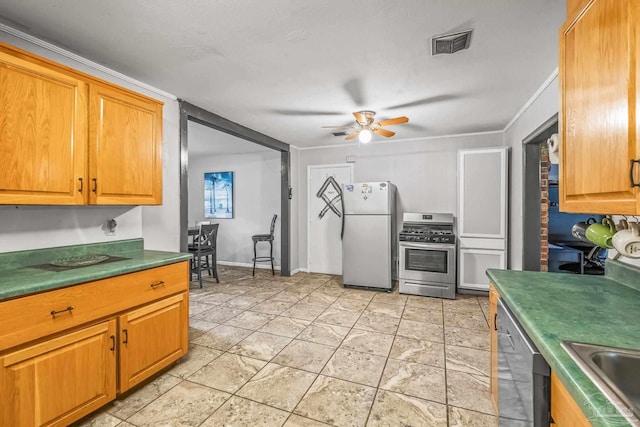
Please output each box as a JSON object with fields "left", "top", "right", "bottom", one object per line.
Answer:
{"left": 75, "top": 266, "right": 496, "bottom": 427}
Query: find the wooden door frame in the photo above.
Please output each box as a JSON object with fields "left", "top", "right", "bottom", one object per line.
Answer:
{"left": 306, "top": 163, "right": 354, "bottom": 274}
{"left": 178, "top": 101, "right": 292, "bottom": 276}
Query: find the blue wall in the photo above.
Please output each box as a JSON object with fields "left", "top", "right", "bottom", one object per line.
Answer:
{"left": 548, "top": 165, "right": 603, "bottom": 243}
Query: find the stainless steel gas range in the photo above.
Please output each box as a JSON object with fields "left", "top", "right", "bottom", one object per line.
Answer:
{"left": 398, "top": 213, "right": 456, "bottom": 299}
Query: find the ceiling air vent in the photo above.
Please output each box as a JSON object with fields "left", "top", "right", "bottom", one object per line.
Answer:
{"left": 431, "top": 30, "right": 472, "bottom": 55}
{"left": 332, "top": 132, "right": 347, "bottom": 137}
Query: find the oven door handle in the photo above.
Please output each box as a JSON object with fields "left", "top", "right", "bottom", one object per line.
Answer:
{"left": 399, "top": 243, "right": 456, "bottom": 250}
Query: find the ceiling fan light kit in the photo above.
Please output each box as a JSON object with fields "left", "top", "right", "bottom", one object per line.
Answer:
{"left": 358, "top": 129, "right": 372, "bottom": 143}
{"left": 322, "top": 110, "right": 409, "bottom": 143}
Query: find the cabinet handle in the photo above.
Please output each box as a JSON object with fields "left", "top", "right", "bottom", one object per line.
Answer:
{"left": 110, "top": 335, "right": 116, "bottom": 351}
{"left": 150, "top": 280, "right": 165, "bottom": 288}
{"left": 493, "top": 313, "right": 497, "bottom": 331}
{"left": 630, "top": 159, "right": 640, "bottom": 187}
{"left": 92, "top": 178, "right": 97, "bottom": 193}
{"left": 50, "top": 306, "right": 74, "bottom": 317}
{"left": 122, "top": 328, "right": 129, "bottom": 344}
{"left": 78, "top": 177, "right": 83, "bottom": 193}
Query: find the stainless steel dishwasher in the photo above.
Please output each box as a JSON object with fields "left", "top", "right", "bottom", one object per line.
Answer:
{"left": 497, "top": 298, "right": 550, "bottom": 426}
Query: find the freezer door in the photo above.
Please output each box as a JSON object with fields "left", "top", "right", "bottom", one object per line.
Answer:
{"left": 342, "top": 214, "right": 392, "bottom": 289}
{"left": 343, "top": 182, "right": 393, "bottom": 215}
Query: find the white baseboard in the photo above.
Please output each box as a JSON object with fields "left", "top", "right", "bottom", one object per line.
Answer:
{"left": 217, "top": 260, "right": 281, "bottom": 271}
{"left": 217, "top": 261, "right": 310, "bottom": 275}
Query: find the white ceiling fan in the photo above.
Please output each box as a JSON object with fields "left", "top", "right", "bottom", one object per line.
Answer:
{"left": 322, "top": 110, "right": 409, "bottom": 143}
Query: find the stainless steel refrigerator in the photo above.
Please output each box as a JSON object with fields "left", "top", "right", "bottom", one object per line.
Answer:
{"left": 342, "top": 181, "right": 397, "bottom": 290}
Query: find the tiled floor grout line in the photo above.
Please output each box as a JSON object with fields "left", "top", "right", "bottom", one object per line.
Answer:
{"left": 442, "top": 298, "right": 451, "bottom": 427}
{"left": 362, "top": 295, "right": 407, "bottom": 426}
{"left": 92, "top": 269, "right": 494, "bottom": 427}
{"left": 188, "top": 277, "right": 330, "bottom": 426}
{"left": 232, "top": 277, "right": 338, "bottom": 423}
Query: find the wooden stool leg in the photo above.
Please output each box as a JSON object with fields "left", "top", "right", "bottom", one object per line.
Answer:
{"left": 206, "top": 254, "right": 213, "bottom": 276}
{"left": 270, "top": 240, "right": 274, "bottom": 275}
{"left": 252, "top": 240, "right": 257, "bottom": 276}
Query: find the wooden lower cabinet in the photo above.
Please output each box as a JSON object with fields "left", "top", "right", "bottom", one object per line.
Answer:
{"left": 489, "top": 283, "right": 500, "bottom": 416}
{"left": 551, "top": 371, "right": 592, "bottom": 426}
{"left": 0, "top": 320, "right": 117, "bottom": 427}
{"left": 119, "top": 293, "right": 188, "bottom": 392}
{"left": 0, "top": 261, "right": 189, "bottom": 427}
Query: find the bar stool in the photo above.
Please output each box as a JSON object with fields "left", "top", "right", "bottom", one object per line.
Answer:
{"left": 252, "top": 214, "right": 277, "bottom": 276}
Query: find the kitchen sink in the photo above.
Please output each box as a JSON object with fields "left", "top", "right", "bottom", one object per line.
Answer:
{"left": 562, "top": 341, "right": 640, "bottom": 426}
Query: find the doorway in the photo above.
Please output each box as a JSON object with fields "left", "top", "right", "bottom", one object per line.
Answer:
{"left": 307, "top": 164, "right": 354, "bottom": 275}
{"left": 179, "top": 101, "right": 292, "bottom": 275}
{"left": 522, "top": 114, "right": 607, "bottom": 274}
{"left": 522, "top": 114, "right": 558, "bottom": 271}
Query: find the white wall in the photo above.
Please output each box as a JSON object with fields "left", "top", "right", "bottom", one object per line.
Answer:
{"left": 141, "top": 99, "right": 181, "bottom": 252}
{"left": 294, "top": 133, "right": 503, "bottom": 271}
{"left": 0, "top": 29, "right": 180, "bottom": 253}
{"left": 188, "top": 152, "right": 281, "bottom": 267}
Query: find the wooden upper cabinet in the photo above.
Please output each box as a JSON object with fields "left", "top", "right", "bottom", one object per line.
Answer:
{"left": 559, "top": 0, "right": 640, "bottom": 214}
{"left": 0, "top": 42, "right": 163, "bottom": 206}
{"left": 0, "top": 48, "right": 87, "bottom": 205}
{"left": 566, "top": 0, "right": 591, "bottom": 20}
{"left": 89, "top": 84, "right": 163, "bottom": 205}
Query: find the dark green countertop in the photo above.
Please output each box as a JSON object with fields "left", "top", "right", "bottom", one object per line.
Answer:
{"left": 0, "top": 239, "right": 192, "bottom": 301}
{"left": 487, "top": 260, "right": 640, "bottom": 427}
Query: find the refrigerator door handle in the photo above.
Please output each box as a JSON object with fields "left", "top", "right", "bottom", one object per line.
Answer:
{"left": 340, "top": 187, "right": 345, "bottom": 240}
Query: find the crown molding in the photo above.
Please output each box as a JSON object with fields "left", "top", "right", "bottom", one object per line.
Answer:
{"left": 0, "top": 22, "right": 177, "bottom": 100}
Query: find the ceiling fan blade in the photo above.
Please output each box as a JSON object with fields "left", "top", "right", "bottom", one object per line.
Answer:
{"left": 343, "top": 78, "right": 366, "bottom": 106}
{"left": 372, "top": 128, "right": 395, "bottom": 138}
{"left": 352, "top": 111, "right": 366, "bottom": 125}
{"left": 386, "top": 94, "right": 460, "bottom": 110}
{"left": 321, "top": 125, "right": 356, "bottom": 129}
{"left": 375, "top": 116, "right": 409, "bottom": 127}
{"left": 345, "top": 131, "right": 360, "bottom": 140}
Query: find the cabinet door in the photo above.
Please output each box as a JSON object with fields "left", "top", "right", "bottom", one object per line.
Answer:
{"left": 459, "top": 248, "right": 506, "bottom": 292}
{"left": 118, "top": 293, "right": 188, "bottom": 392}
{"left": 458, "top": 147, "right": 508, "bottom": 291}
{"left": 550, "top": 372, "right": 592, "bottom": 426}
{"left": 458, "top": 148, "right": 507, "bottom": 239}
{"left": 0, "top": 48, "right": 87, "bottom": 205}
{"left": 89, "top": 83, "right": 162, "bottom": 205}
{"left": 560, "top": 0, "right": 640, "bottom": 214}
{"left": 489, "top": 284, "right": 499, "bottom": 416}
{"left": 0, "top": 320, "right": 116, "bottom": 427}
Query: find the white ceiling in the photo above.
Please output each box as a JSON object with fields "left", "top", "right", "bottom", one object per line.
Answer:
{"left": 0, "top": 0, "right": 565, "bottom": 148}
{"left": 188, "top": 120, "right": 273, "bottom": 156}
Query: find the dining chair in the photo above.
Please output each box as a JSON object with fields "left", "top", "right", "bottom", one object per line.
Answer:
{"left": 188, "top": 223, "right": 219, "bottom": 287}
{"left": 252, "top": 214, "right": 277, "bottom": 276}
